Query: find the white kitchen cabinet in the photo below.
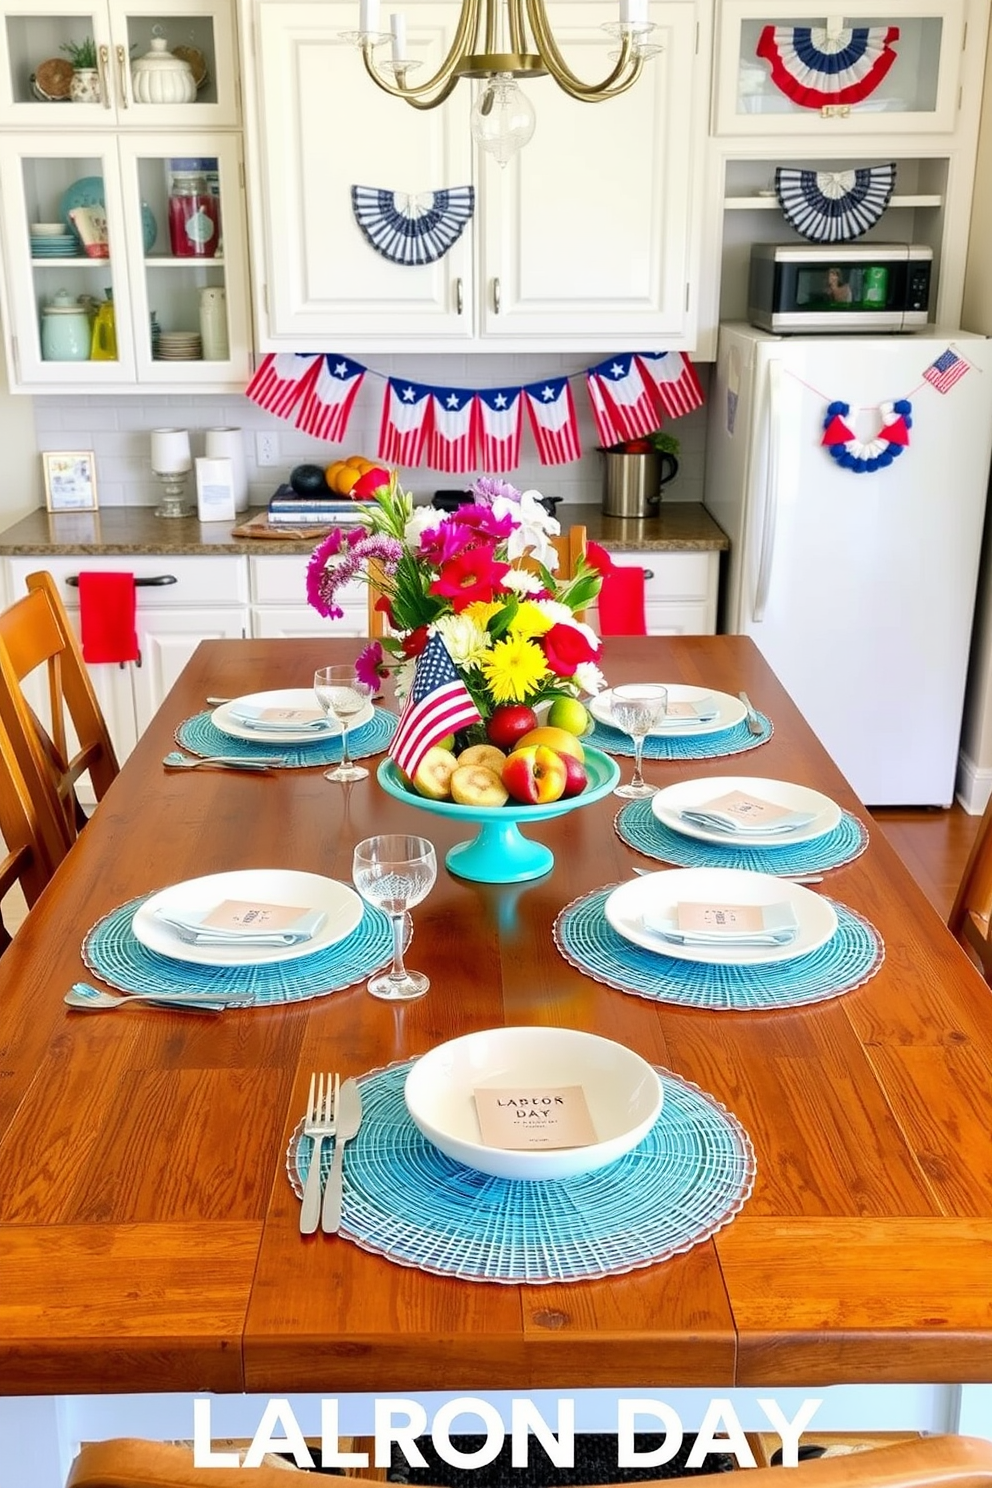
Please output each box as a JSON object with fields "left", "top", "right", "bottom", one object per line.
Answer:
{"left": 244, "top": 0, "right": 705, "bottom": 352}
{"left": 586, "top": 549, "right": 719, "bottom": 635}
{"left": 0, "top": 131, "right": 252, "bottom": 390}
{"left": 248, "top": 554, "right": 369, "bottom": 639}
{"left": 712, "top": 0, "right": 967, "bottom": 137}
{"left": 2, "top": 554, "right": 248, "bottom": 785}
{"left": 0, "top": 0, "right": 239, "bottom": 127}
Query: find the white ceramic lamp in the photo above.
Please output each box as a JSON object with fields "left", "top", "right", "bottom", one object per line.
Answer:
{"left": 150, "top": 427, "right": 192, "bottom": 518}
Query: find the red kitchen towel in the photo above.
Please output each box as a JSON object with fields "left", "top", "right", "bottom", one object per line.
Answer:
{"left": 597, "top": 562, "right": 647, "bottom": 636}
{"left": 78, "top": 572, "right": 139, "bottom": 664}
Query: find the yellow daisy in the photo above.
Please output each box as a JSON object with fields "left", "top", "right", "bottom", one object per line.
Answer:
{"left": 479, "top": 634, "right": 548, "bottom": 704}
{"left": 463, "top": 599, "right": 504, "bottom": 629}
{"left": 508, "top": 600, "right": 554, "bottom": 640}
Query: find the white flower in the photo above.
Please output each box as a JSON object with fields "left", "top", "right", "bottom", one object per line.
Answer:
{"left": 435, "top": 612, "right": 492, "bottom": 668}
{"left": 403, "top": 504, "right": 443, "bottom": 549}
{"left": 502, "top": 569, "right": 545, "bottom": 596}
{"left": 393, "top": 657, "right": 418, "bottom": 702}
{"left": 492, "top": 489, "right": 561, "bottom": 569}
{"left": 574, "top": 661, "right": 607, "bottom": 696}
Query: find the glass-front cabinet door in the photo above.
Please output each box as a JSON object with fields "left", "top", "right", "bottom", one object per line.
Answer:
{"left": 0, "top": 0, "right": 238, "bottom": 126}
{"left": 0, "top": 131, "right": 250, "bottom": 388}
{"left": 713, "top": 0, "right": 966, "bottom": 134}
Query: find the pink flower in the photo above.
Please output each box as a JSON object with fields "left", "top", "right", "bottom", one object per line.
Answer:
{"left": 430, "top": 549, "right": 511, "bottom": 612}
{"left": 542, "top": 623, "right": 601, "bottom": 677}
{"left": 417, "top": 521, "right": 480, "bottom": 564}
{"left": 456, "top": 505, "right": 517, "bottom": 543}
{"left": 306, "top": 531, "right": 402, "bottom": 620}
{"left": 356, "top": 641, "right": 387, "bottom": 688}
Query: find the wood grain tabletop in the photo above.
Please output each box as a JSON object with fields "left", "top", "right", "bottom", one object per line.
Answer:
{"left": 1, "top": 635, "right": 990, "bottom": 1397}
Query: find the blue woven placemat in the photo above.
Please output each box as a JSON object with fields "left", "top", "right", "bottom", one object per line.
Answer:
{"left": 554, "top": 887, "right": 883, "bottom": 1011}
{"left": 174, "top": 706, "right": 397, "bottom": 768}
{"left": 615, "top": 799, "right": 870, "bottom": 874}
{"left": 83, "top": 893, "right": 394, "bottom": 1004}
{"left": 586, "top": 712, "right": 772, "bottom": 760}
{"left": 287, "top": 1059, "right": 755, "bottom": 1284}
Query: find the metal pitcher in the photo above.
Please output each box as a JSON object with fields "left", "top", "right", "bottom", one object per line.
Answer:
{"left": 601, "top": 450, "right": 679, "bottom": 518}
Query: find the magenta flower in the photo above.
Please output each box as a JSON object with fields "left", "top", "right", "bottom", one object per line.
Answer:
{"left": 306, "top": 531, "right": 403, "bottom": 620}
{"left": 417, "top": 521, "right": 480, "bottom": 564}
{"left": 356, "top": 641, "right": 387, "bottom": 688}
{"left": 456, "top": 504, "right": 517, "bottom": 542}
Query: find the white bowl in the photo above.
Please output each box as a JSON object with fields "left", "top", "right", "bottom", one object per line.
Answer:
{"left": 30, "top": 222, "right": 67, "bottom": 236}
{"left": 404, "top": 1026, "right": 663, "bottom": 1181}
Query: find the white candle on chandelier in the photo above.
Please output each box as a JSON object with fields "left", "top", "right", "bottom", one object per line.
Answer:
{"left": 390, "top": 12, "right": 407, "bottom": 63}
{"left": 360, "top": 0, "right": 379, "bottom": 33}
{"left": 620, "top": 0, "right": 648, "bottom": 24}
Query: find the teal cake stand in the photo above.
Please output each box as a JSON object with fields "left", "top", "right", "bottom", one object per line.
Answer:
{"left": 377, "top": 747, "right": 620, "bottom": 883}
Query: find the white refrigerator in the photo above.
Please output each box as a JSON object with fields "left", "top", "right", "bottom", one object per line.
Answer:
{"left": 704, "top": 323, "right": 992, "bottom": 806}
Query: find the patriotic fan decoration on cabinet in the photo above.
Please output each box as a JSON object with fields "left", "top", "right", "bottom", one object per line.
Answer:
{"left": 775, "top": 164, "right": 897, "bottom": 242}
{"left": 350, "top": 185, "right": 475, "bottom": 266}
{"left": 245, "top": 351, "right": 705, "bottom": 472}
{"left": 756, "top": 23, "right": 901, "bottom": 109}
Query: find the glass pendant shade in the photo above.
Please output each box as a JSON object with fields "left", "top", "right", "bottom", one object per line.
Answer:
{"left": 470, "top": 74, "right": 537, "bottom": 166}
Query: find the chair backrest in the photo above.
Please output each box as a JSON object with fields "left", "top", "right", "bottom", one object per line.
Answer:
{"left": 948, "top": 788, "right": 992, "bottom": 980}
{"left": 0, "top": 569, "right": 119, "bottom": 857}
{"left": 61, "top": 1431, "right": 992, "bottom": 1488}
{"left": 0, "top": 706, "right": 72, "bottom": 951}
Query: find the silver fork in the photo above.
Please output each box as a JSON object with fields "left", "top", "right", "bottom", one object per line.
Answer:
{"left": 162, "top": 750, "right": 285, "bottom": 771}
{"left": 299, "top": 1072, "right": 339, "bottom": 1235}
{"left": 738, "top": 692, "right": 764, "bottom": 736}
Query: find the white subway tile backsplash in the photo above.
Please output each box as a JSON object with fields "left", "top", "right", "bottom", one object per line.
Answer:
{"left": 31, "top": 357, "right": 710, "bottom": 510}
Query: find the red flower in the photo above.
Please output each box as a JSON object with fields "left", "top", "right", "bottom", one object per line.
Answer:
{"left": 429, "top": 549, "right": 511, "bottom": 613}
{"left": 401, "top": 625, "right": 430, "bottom": 659}
{"left": 542, "top": 623, "right": 601, "bottom": 677}
{"left": 352, "top": 466, "right": 393, "bottom": 499}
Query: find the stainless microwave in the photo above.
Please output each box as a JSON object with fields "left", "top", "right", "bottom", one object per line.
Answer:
{"left": 748, "top": 243, "right": 933, "bottom": 333}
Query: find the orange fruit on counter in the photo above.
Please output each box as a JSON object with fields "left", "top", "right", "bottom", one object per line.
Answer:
{"left": 336, "top": 467, "right": 363, "bottom": 496}
{"left": 325, "top": 460, "right": 349, "bottom": 490}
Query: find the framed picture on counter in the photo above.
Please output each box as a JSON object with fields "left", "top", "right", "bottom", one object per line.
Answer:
{"left": 43, "top": 450, "right": 99, "bottom": 513}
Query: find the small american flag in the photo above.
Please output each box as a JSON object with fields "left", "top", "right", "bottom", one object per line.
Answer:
{"left": 923, "top": 349, "right": 970, "bottom": 395}
{"left": 389, "top": 632, "right": 482, "bottom": 781}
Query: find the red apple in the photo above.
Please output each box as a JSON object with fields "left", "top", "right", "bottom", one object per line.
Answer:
{"left": 487, "top": 703, "right": 539, "bottom": 752}
{"left": 559, "top": 752, "right": 588, "bottom": 798}
{"left": 501, "top": 744, "right": 568, "bottom": 805}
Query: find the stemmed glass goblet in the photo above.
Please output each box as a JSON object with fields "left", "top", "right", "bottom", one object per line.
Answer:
{"left": 610, "top": 684, "right": 668, "bottom": 799}
{"left": 352, "top": 834, "right": 437, "bottom": 1001}
{"left": 314, "top": 665, "right": 373, "bottom": 782}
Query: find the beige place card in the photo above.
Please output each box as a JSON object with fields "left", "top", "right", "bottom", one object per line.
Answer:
{"left": 200, "top": 899, "right": 313, "bottom": 933}
{"left": 697, "top": 789, "right": 796, "bottom": 826}
{"left": 258, "top": 706, "right": 325, "bottom": 723}
{"left": 676, "top": 901, "right": 768, "bottom": 935}
{"left": 474, "top": 1086, "right": 598, "bottom": 1152}
{"left": 665, "top": 700, "right": 703, "bottom": 718}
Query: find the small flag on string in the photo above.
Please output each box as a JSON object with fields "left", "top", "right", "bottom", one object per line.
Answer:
{"left": 477, "top": 386, "right": 524, "bottom": 471}
{"left": 585, "top": 371, "right": 623, "bottom": 447}
{"left": 923, "top": 349, "right": 970, "bottom": 395}
{"left": 295, "top": 355, "right": 366, "bottom": 441}
{"left": 245, "top": 353, "right": 322, "bottom": 419}
{"left": 389, "top": 632, "right": 482, "bottom": 781}
{"left": 378, "top": 378, "right": 432, "bottom": 465}
{"left": 586, "top": 355, "right": 658, "bottom": 442}
{"left": 636, "top": 351, "right": 706, "bottom": 418}
{"left": 523, "top": 377, "right": 581, "bottom": 464}
{"left": 425, "top": 387, "right": 478, "bottom": 472}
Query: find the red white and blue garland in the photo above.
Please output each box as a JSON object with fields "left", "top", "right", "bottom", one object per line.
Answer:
{"left": 821, "top": 398, "right": 912, "bottom": 473}
{"left": 756, "top": 25, "right": 900, "bottom": 109}
{"left": 245, "top": 350, "right": 704, "bottom": 471}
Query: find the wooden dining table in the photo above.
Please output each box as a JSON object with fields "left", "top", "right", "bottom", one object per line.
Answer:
{"left": 2, "top": 635, "right": 992, "bottom": 1433}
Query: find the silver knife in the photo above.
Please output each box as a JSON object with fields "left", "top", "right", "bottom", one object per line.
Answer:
{"left": 738, "top": 691, "right": 764, "bottom": 735}
{"left": 322, "top": 1077, "right": 363, "bottom": 1234}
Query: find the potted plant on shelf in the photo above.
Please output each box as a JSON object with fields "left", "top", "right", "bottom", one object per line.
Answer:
{"left": 600, "top": 428, "right": 680, "bottom": 518}
{"left": 60, "top": 37, "right": 101, "bottom": 104}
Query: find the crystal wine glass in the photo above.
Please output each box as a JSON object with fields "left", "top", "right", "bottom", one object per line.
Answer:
{"left": 314, "top": 665, "right": 373, "bottom": 782}
{"left": 352, "top": 834, "right": 437, "bottom": 1001}
{"left": 610, "top": 683, "right": 668, "bottom": 799}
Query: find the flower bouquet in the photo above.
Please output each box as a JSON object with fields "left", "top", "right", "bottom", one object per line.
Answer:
{"left": 306, "top": 475, "right": 619, "bottom": 882}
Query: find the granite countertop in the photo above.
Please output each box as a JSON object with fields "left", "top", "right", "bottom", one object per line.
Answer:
{"left": 0, "top": 501, "right": 728, "bottom": 557}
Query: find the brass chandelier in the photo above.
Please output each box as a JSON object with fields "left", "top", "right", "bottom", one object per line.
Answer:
{"left": 350, "top": 0, "right": 660, "bottom": 165}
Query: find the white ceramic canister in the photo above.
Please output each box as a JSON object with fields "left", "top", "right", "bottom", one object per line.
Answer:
{"left": 131, "top": 36, "right": 196, "bottom": 103}
{"left": 198, "top": 286, "right": 229, "bottom": 362}
{"left": 204, "top": 426, "right": 248, "bottom": 511}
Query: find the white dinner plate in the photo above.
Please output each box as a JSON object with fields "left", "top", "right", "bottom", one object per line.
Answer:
{"left": 604, "top": 867, "right": 838, "bottom": 966}
{"left": 650, "top": 775, "right": 842, "bottom": 848}
{"left": 211, "top": 688, "right": 375, "bottom": 744}
{"left": 589, "top": 685, "right": 747, "bottom": 738}
{"left": 132, "top": 869, "right": 364, "bottom": 967}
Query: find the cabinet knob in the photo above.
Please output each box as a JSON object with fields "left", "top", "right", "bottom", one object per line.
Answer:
{"left": 492, "top": 277, "right": 501, "bottom": 315}
{"left": 98, "top": 44, "right": 112, "bottom": 109}
{"left": 116, "top": 44, "right": 129, "bottom": 107}
{"left": 456, "top": 277, "right": 464, "bottom": 316}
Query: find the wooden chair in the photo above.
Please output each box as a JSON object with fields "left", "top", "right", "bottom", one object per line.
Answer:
{"left": 948, "top": 787, "right": 992, "bottom": 980}
{"left": 61, "top": 1431, "right": 992, "bottom": 1488}
{"left": 0, "top": 568, "right": 119, "bottom": 861}
{"left": 0, "top": 713, "right": 67, "bottom": 953}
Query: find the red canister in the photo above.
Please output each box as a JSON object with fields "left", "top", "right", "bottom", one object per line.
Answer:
{"left": 167, "top": 172, "right": 219, "bottom": 258}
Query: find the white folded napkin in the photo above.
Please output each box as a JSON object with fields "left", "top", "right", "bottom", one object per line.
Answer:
{"left": 643, "top": 900, "right": 799, "bottom": 947}
{"left": 155, "top": 905, "right": 328, "bottom": 946}
{"left": 679, "top": 806, "right": 817, "bottom": 835}
{"left": 656, "top": 696, "right": 719, "bottom": 726}
{"left": 228, "top": 705, "right": 332, "bottom": 734}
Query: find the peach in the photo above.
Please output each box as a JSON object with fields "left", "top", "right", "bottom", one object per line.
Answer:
{"left": 501, "top": 744, "right": 568, "bottom": 805}
{"left": 514, "top": 725, "right": 585, "bottom": 762}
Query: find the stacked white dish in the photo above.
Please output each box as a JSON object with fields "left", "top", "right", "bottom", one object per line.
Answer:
{"left": 155, "top": 330, "right": 202, "bottom": 361}
{"left": 590, "top": 684, "right": 747, "bottom": 737}
{"left": 30, "top": 225, "right": 78, "bottom": 257}
{"left": 211, "top": 688, "right": 374, "bottom": 743}
{"left": 651, "top": 775, "right": 842, "bottom": 848}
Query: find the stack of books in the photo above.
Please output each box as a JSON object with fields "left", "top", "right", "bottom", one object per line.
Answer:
{"left": 266, "top": 485, "right": 371, "bottom": 526}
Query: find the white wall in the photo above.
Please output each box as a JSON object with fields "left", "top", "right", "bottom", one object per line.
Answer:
{"left": 28, "top": 355, "right": 709, "bottom": 512}
{"left": 0, "top": 313, "right": 42, "bottom": 526}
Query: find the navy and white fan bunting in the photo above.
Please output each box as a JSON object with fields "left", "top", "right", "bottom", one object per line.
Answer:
{"left": 775, "top": 165, "right": 897, "bottom": 243}
{"left": 351, "top": 185, "right": 475, "bottom": 266}
{"left": 756, "top": 25, "right": 900, "bottom": 109}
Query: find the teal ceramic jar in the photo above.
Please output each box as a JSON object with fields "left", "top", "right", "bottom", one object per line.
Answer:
{"left": 41, "top": 290, "right": 90, "bottom": 361}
